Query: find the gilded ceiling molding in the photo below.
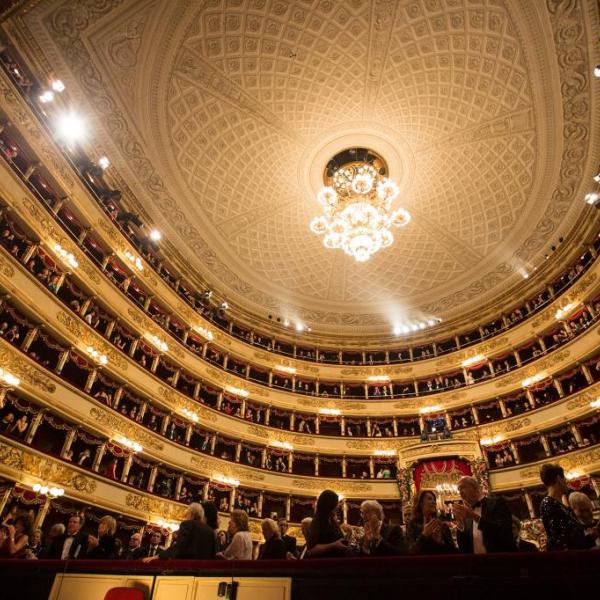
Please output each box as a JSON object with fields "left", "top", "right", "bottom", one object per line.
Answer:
{"left": 291, "top": 479, "right": 372, "bottom": 494}
{"left": 0, "top": 341, "right": 56, "bottom": 394}
{"left": 0, "top": 252, "right": 15, "bottom": 279}
{"left": 158, "top": 386, "right": 217, "bottom": 423}
{"left": 494, "top": 349, "right": 571, "bottom": 388}
{"left": 89, "top": 406, "right": 164, "bottom": 452}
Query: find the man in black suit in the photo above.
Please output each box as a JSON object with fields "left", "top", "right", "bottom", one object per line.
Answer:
{"left": 453, "top": 476, "right": 515, "bottom": 553}
{"left": 511, "top": 516, "right": 538, "bottom": 552}
{"left": 139, "top": 531, "right": 163, "bottom": 558}
{"left": 277, "top": 517, "right": 297, "bottom": 557}
{"left": 358, "top": 500, "right": 406, "bottom": 556}
{"left": 46, "top": 513, "right": 89, "bottom": 559}
{"left": 122, "top": 532, "right": 144, "bottom": 559}
{"left": 142, "top": 503, "right": 215, "bottom": 561}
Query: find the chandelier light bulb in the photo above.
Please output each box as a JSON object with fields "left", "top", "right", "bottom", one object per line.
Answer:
{"left": 149, "top": 229, "right": 162, "bottom": 241}
{"left": 39, "top": 90, "right": 55, "bottom": 103}
{"left": 51, "top": 79, "right": 65, "bottom": 92}
{"left": 310, "top": 156, "right": 410, "bottom": 262}
{"left": 595, "top": 65, "right": 600, "bottom": 78}
{"left": 98, "top": 156, "right": 110, "bottom": 170}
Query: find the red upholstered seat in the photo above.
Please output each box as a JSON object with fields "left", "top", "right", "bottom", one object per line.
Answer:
{"left": 104, "top": 587, "right": 145, "bottom": 600}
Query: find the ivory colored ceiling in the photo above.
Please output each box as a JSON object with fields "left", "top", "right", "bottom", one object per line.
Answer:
{"left": 11, "top": 0, "right": 600, "bottom": 335}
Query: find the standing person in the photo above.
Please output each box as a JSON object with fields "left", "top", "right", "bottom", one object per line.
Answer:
{"left": 539, "top": 464, "right": 596, "bottom": 550}
{"left": 217, "top": 509, "right": 253, "bottom": 560}
{"left": 358, "top": 500, "right": 406, "bottom": 556}
{"left": 305, "top": 490, "right": 351, "bottom": 558}
{"left": 568, "top": 491, "right": 600, "bottom": 547}
{"left": 144, "top": 503, "right": 215, "bottom": 561}
{"left": 258, "top": 519, "right": 287, "bottom": 559}
{"left": 453, "top": 476, "right": 514, "bottom": 553}
{"left": 511, "top": 517, "right": 538, "bottom": 552}
{"left": 46, "top": 514, "right": 88, "bottom": 559}
{"left": 277, "top": 517, "right": 297, "bottom": 557}
{"left": 406, "top": 491, "right": 456, "bottom": 554}
{"left": 86, "top": 515, "right": 118, "bottom": 559}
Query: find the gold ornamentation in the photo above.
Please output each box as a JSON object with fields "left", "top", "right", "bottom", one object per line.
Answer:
{"left": 89, "top": 407, "right": 164, "bottom": 451}
{"left": 0, "top": 441, "right": 24, "bottom": 469}
{"left": 190, "top": 456, "right": 265, "bottom": 482}
{"left": 0, "top": 342, "right": 56, "bottom": 394}
{"left": 494, "top": 349, "right": 571, "bottom": 388}
{"left": 125, "top": 493, "right": 186, "bottom": 521}
{"left": 158, "top": 387, "right": 217, "bottom": 422}
{"left": 291, "top": 479, "right": 372, "bottom": 493}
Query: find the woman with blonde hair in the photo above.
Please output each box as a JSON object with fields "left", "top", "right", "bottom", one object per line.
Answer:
{"left": 217, "top": 509, "right": 252, "bottom": 560}
{"left": 87, "top": 515, "right": 118, "bottom": 559}
{"left": 258, "top": 518, "right": 286, "bottom": 559}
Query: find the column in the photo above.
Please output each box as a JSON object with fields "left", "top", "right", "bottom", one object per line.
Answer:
{"left": 185, "top": 424, "right": 193, "bottom": 447}
{"left": 92, "top": 442, "right": 106, "bottom": 471}
{"left": 444, "top": 412, "right": 452, "bottom": 430}
{"left": 369, "top": 457, "right": 375, "bottom": 479}
{"left": 315, "top": 455, "right": 319, "bottom": 477}
{"left": 113, "top": 387, "right": 124, "bottom": 410}
{"left": 84, "top": 368, "right": 98, "bottom": 394}
{"left": 60, "top": 429, "right": 77, "bottom": 459}
{"left": 121, "top": 454, "right": 133, "bottom": 483}
{"left": 392, "top": 417, "right": 398, "bottom": 436}
{"left": 261, "top": 448, "right": 267, "bottom": 468}
{"left": 342, "top": 499, "right": 348, "bottom": 525}
{"left": 55, "top": 349, "right": 69, "bottom": 374}
{"left": 513, "top": 350, "right": 522, "bottom": 367}
{"left": 524, "top": 491, "right": 535, "bottom": 519}
{"left": 342, "top": 456, "right": 347, "bottom": 478}
{"left": 285, "top": 496, "right": 291, "bottom": 521}
{"left": 128, "top": 338, "right": 139, "bottom": 358}
{"left": 34, "top": 496, "right": 52, "bottom": 530}
{"left": 553, "top": 378, "right": 564, "bottom": 398}
{"left": 150, "top": 355, "right": 159, "bottom": 373}
{"left": 20, "top": 325, "right": 40, "bottom": 353}
{"left": 0, "top": 485, "right": 14, "bottom": 517}
{"left": 498, "top": 399, "right": 507, "bottom": 418}
{"left": 471, "top": 406, "right": 480, "bottom": 425}
{"left": 25, "top": 410, "right": 45, "bottom": 445}
{"left": 540, "top": 434, "right": 551, "bottom": 457}
{"left": 581, "top": 364, "right": 593, "bottom": 385}
{"left": 315, "top": 415, "right": 320, "bottom": 435}
{"left": 210, "top": 435, "right": 217, "bottom": 455}
{"left": 148, "top": 466, "right": 158, "bottom": 493}
{"left": 258, "top": 492, "right": 264, "bottom": 518}
{"left": 161, "top": 415, "right": 170, "bottom": 436}
{"left": 570, "top": 424, "right": 583, "bottom": 446}
{"left": 509, "top": 441, "right": 520, "bottom": 464}
{"left": 143, "top": 296, "right": 153, "bottom": 312}
{"left": 202, "top": 482, "right": 210, "bottom": 501}
{"left": 525, "top": 388, "right": 536, "bottom": 409}
{"left": 366, "top": 417, "right": 371, "bottom": 437}
{"left": 288, "top": 452, "right": 294, "bottom": 473}
{"left": 341, "top": 416, "right": 346, "bottom": 436}
{"left": 265, "top": 406, "right": 271, "bottom": 426}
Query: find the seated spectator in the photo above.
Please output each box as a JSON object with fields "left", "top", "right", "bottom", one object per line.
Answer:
{"left": 359, "top": 500, "right": 406, "bottom": 556}
{"left": 258, "top": 518, "right": 287, "bottom": 559}
{"left": 217, "top": 509, "right": 253, "bottom": 560}
{"left": 202, "top": 501, "right": 219, "bottom": 532}
{"left": 45, "top": 513, "right": 88, "bottom": 559}
{"left": 277, "top": 517, "right": 297, "bottom": 557}
{"left": 305, "top": 490, "right": 351, "bottom": 558}
{"left": 406, "top": 491, "right": 456, "bottom": 554}
{"left": 122, "top": 532, "right": 143, "bottom": 559}
{"left": 568, "top": 491, "right": 600, "bottom": 548}
{"left": 454, "top": 476, "right": 514, "bottom": 553}
{"left": 539, "top": 464, "right": 597, "bottom": 550}
{"left": 0, "top": 512, "right": 33, "bottom": 558}
{"left": 86, "top": 515, "right": 118, "bottom": 559}
{"left": 38, "top": 523, "right": 65, "bottom": 559}
{"left": 139, "top": 531, "right": 163, "bottom": 558}
{"left": 145, "top": 503, "right": 215, "bottom": 561}
{"left": 298, "top": 517, "right": 312, "bottom": 559}
{"left": 24, "top": 528, "right": 43, "bottom": 559}
{"left": 511, "top": 516, "right": 538, "bottom": 552}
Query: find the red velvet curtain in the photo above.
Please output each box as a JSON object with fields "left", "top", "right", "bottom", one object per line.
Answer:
{"left": 413, "top": 459, "right": 471, "bottom": 490}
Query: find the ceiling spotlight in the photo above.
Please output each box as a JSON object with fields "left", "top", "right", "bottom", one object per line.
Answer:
{"left": 585, "top": 192, "right": 599, "bottom": 205}
{"left": 594, "top": 173, "right": 600, "bottom": 183}
{"left": 427, "top": 319, "right": 435, "bottom": 326}
{"left": 56, "top": 112, "right": 86, "bottom": 144}
{"left": 393, "top": 325, "right": 402, "bottom": 336}
{"left": 595, "top": 65, "right": 600, "bottom": 78}
{"left": 418, "top": 322, "right": 426, "bottom": 329}
{"left": 283, "top": 319, "right": 290, "bottom": 327}
{"left": 39, "top": 90, "right": 54, "bottom": 103}
{"left": 51, "top": 79, "right": 65, "bottom": 92}
{"left": 149, "top": 229, "right": 162, "bottom": 241}
{"left": 295, "top": 322, "right": 305, "bottom": 332}
{"left": 98, "top": 156, "right": 110, "bottom": 170}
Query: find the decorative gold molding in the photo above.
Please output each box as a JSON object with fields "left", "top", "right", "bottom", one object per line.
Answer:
{"left": 190, "top": 455, "right": 266, "bottom": 482}
{"left": 291, "top": 479, "right": 372, "bottom": 493}
{"left": 125, "top": 492, "right": 186, "bottom": 521}
{"left": 89, "top": 406, "right": 164, "bottom": 451}
{"left": 0, "top": 342, "right": 56, "bottom": 393}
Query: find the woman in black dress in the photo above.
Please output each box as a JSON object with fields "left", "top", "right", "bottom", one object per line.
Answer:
{"left": 406, "top": 490, "right": 456, "bottom": 554}
{"left": 258, "top": 518, "right": 287, "bottom": 559}
{"left": 86, "top": 515, "right": 118, "bottom": 559}
{"left": 539, "top": 464, "right": 596, "bottom": 550}
{"left": 305, "top": 489, "right": 351, "bottom": 558}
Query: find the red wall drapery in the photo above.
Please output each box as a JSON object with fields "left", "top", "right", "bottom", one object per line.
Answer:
{"left": 413, "top": 459, "right": 472, "bottom": 490}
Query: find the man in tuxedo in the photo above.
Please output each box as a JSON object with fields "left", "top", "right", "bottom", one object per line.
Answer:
{"left": 140, "top": 531, "right": 163, "bottom": 558}
{"left": 277, "top": 517, "right": 297, "bottom": 557}
{"left": 569, "top": 492, "right": 600, "bottom": 547}
{"left": 46, "top": 514, "right": 88, "bottom": 559}
{"left": 358, "top": 500, "right": 406, "bottom": 556}
{"left": 511, "top": 516, "right": 538, "bottom": 552}
{"left": 453, "top": 476, "right": 514, "bottom": 553}
{"left": 142, "top": 503, "right": 215, "bottom": 561}
{"left": 122, "top": 532, "right": 143, "bottom": 559}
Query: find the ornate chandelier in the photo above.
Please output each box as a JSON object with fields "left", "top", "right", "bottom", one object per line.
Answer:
{"left": 310, "top": 153, "right": 410, "bottom": 263}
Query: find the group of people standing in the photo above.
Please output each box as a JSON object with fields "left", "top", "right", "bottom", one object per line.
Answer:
{"left": 0, "top": 466, "right": 598, "bottom": 560}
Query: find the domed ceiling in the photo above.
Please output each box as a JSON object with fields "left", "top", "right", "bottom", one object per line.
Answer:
{"left": 10, "top": 0, "right": 600, "bottom": 335}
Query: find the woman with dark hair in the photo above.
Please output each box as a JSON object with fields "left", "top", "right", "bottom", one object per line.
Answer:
{"left": 202, "top": 501, "right": 219, "bottom": 531}
{"left": 305, "top": 490, "right": 351, "bottom": 558}
{"left": 539, "top": 463, "right": 597, "bottom": 550}
{"left": 406, "top": 490, "right": 456, "bottom": 554}
{"left": 0, "top": 512, "right": 33, "bottom": 557}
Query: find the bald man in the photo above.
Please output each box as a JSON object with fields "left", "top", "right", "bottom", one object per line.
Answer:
{"left": 453, "top": 476, "right": 514, "bottom": 553}
{"left": 123, "top": 532, "right": 143, "bottom": 560}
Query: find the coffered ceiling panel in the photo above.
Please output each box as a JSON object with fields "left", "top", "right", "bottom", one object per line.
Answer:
{"left": 9, "top": 0, "right": 600, "bottom": 335}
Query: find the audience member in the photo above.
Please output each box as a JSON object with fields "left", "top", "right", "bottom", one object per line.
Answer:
{"left": 298, "top": 517, "right": 312, "bottom": 559}
{"left": 454, "top": 476, "right": 514, "bottom": 553}
{"left": 140, "top": 531, "right": 163, "bottom": 558}
{"left": 0, "top": 512, "right": 33, "bottom": 557}
{"left": 122, "top": 532, "right": 143, "bottom": 559}
{"left": 277, "top": 517, "right": 297, "bottom": 557}
{"left": 568, "top": 491, "right": 600, "bottom": 548}
{"left": 305, "top": 490, "right": 351, "bottom": 558}
{"left": 217, "top": 509, "right": 252, "bottom": 560}
{"left": 145, "top": 503, "right": 215, "bottom": 561}
{"left": 258, "top": 518, "right": 287, "bottom": 559}
{"left": 46, "top": 513, "right": 88, "bottom": 559}
{"left": 359, "top": 500, "right": 406, "bottom": 556}
{"left": 24, "top": 528, "right": 44, "bottom": 559}
{"left": 86, "top": 515, "right": 118, "bottom": 559}
{"left": 511, "top": 516, "right": 537, "bottom": 552}
{"left": 539, "top": 464, "right": 596, "bottom": 550}
{"left": 406, "top": 491, "right": 456, "bottom": 554}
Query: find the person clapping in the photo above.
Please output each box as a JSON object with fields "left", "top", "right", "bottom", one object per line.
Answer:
{"left": 406, "top": 491, "right": 456, "bottom": 554}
